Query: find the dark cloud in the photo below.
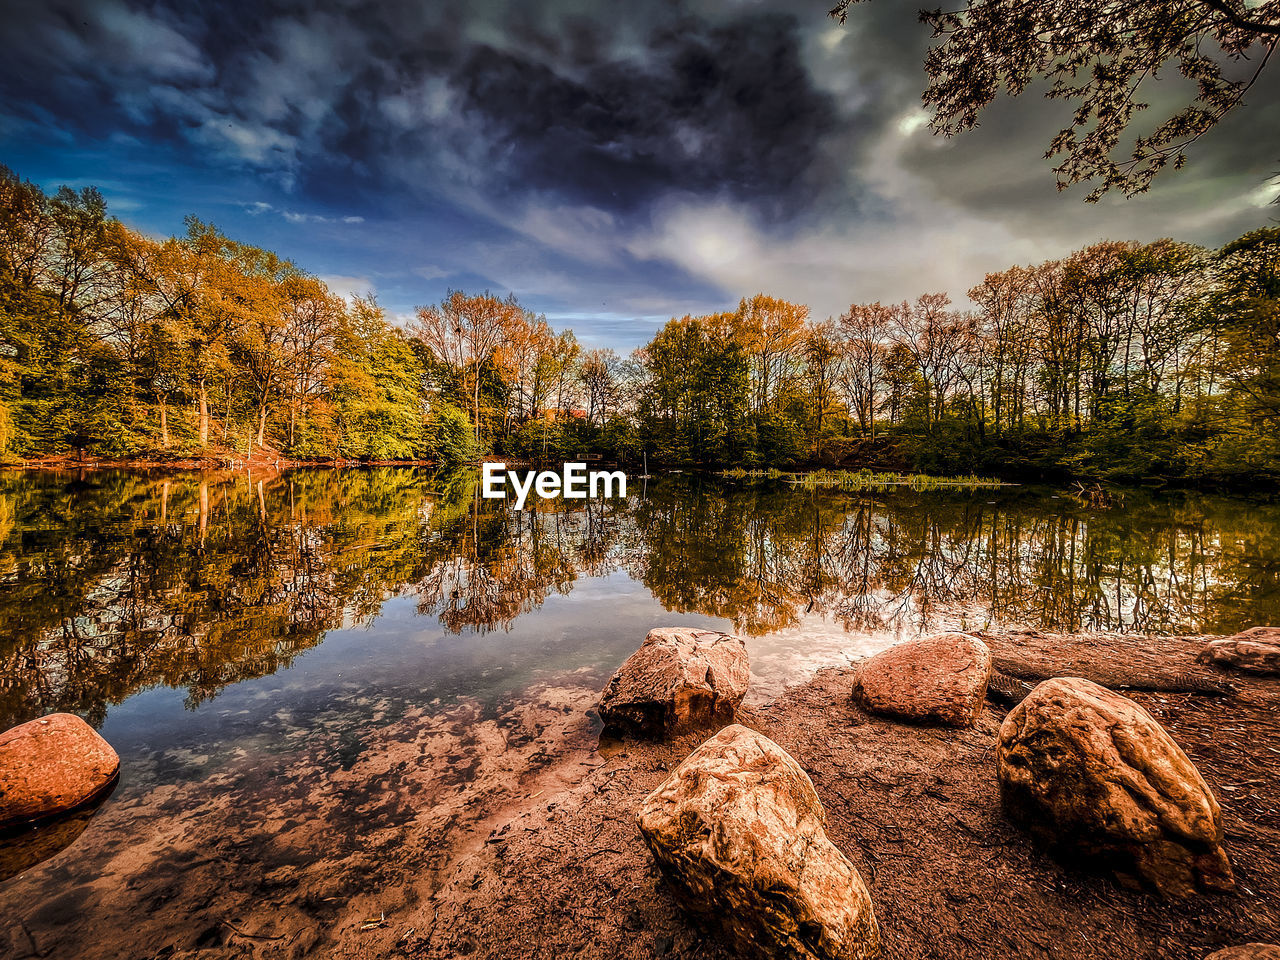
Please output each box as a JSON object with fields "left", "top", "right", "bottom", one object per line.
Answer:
{"left": 440, "top": 14, "right": 837, "bottom": 211}
{"left": 0, "top": 0, "right": 840, "bottom": 215}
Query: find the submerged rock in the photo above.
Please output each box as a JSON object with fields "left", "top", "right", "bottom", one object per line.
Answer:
{"left": 852, "top": 632, "right": 991, "bottom": 727}
{"left": 0, "top": 713, "right": 120, "bottom": 832}
{"left": 1198, "top": 627, "right": 1280, "bottom": 676}
{"left": 998, "top": 677, "right": 1234, "bottom": 897}
{"left": 598, "top": 627, "right": 749, "bottom": 737}
{"left": 637, "top": 724, "right": 879, "bottom": 960}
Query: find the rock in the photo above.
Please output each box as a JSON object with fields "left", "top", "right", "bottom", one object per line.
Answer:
{"left": 1206, "top": 946, "right": 1280, "bottom": 960}
{"left": 1206, "top": 947, "right": 1280, "bottom": 960}
{"left": 0, "top": 713, "right": 120, "bottom": 832}
{"left": 1198, "top": 627, "right": 1280, "bottom": 676}
{"left": 637, "top": 724, "right": 879, "bottom": 960}
{"left": 598, "top": 627, "right": 750, "bottom": 736}
{"left": 852, "top": 633, "right": 991, "bottom": 727}
{"left": 998, "top": 678, "right": 1234, "bottom": 896}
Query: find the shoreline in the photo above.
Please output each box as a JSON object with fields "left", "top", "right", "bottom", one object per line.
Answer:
{"left": 3, "top": 458, "right": 1275, "bottom": 499}
{"left": 398, "top": 628, "right": 1278, "bottom": 960}
{"left": 1, "top": 455, "right": 443, "bottom": 472}
{"left": 0, "top": 629, "right": 1274, "bottom": 958}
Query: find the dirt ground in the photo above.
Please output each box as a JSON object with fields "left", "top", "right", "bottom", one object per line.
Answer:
{"left": 396, "top": 630, "right": 1279, "bottom": 960}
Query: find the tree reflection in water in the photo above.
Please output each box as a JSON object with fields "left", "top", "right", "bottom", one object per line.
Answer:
{"left": 0, "top": 468, "right": 1275, "bottom": 730}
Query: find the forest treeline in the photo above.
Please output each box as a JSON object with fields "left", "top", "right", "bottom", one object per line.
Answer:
{"left": 3, "top": 164, "right": 1279, "bottom": 483}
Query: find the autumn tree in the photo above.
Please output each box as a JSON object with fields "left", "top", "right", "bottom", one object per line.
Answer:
{"left": 501, "top": 310, "right": 555, "bottom": 425}
{"left": 968, "top": 266, "right": 1038, "bottom": 434}
{"left": 638, "top": 315, "right": 749, "bottom": 463}
{"left": 802, "top": 320, "right": 843, "bottom": 457}
{"left": 580, "top": 348, "right": 623, "bottom": 429}
{"left": 1214, "top": 228, "right": 1280, "bottom": 434}
{"left": 891, "top": 293, "right": 969, "bottom": 431}
{"left": 734, "top": 294, "right": 809, "bottom": 413}
{"left": 414, "top": 290, "right": 526, "bottom": 444}
{"left": 837, "top": 301, "right": 895, "bottom": 438}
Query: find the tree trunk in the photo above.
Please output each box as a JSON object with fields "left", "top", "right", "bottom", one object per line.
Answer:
{"left": 157, "top": 396, "right": 169, "bottom": 448}
{"left": 256, "top": 401, "right": 268, "bottom": 448}
{"left": 198, "top": 379, "right": 209, "bottom": 446}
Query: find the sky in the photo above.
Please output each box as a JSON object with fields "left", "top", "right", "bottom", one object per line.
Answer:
{"left": 2, "top": 0, "right": 1279, "bottom": 352}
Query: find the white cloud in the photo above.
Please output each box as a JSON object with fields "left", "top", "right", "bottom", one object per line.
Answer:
{"left": 239, "top": 201, "right": 364, "bottom": 225}
{"left": 509, "top": 202, "right": 621, "bottom": 266}
{"left": 318, "top": 274, "right": 375, "bottom": 302}
{"left": 627, "top": 194, "right": 1043, "bottom": 318}
{"left": 194, "top": 118, "right": 298, "bottom": 170}
{"left": 93, "top": 3, "right": 213, "bottom": 83}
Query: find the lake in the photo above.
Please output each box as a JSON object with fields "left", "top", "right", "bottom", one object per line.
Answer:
{"left": 0, "top": 467, "right": 1276, "bottom": 957}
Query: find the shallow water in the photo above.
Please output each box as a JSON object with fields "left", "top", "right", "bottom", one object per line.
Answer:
{"left": 0, "top": 467, "right": 1276, "bottom": 956}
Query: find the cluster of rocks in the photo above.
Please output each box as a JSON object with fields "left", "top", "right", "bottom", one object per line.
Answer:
{"left": 601, "top": 626, "right": 880, "bottom": 960}
{"left": 600, "top": 623, "right": 1276, "bottom": 960}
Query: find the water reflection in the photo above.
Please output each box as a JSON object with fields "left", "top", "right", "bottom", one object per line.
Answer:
{"left": 0, "top": 468, "right": 1275, "bottom": 732}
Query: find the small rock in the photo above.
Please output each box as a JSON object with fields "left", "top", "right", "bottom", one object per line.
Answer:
{"left": 637, "top": 724, "right": 879, "bottom": 960}
{"left": 998, "top": 678, "right": 1234, "bottom": 897}
{"left": 598, "top": 627, "right": 749, "bottom": 737}
{"left": 0, "top": 713, "right": 120, "bottom": 831}
{"left": 1206, "top": 946, "right": 1280, "bottom": 960}
{"left": 852, "top": 633, "right": 991, "bottom": 727}
{"left": 1198, "top": 628, "right": 1280, "bottom": 676}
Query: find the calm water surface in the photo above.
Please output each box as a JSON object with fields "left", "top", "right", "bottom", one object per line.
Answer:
{"left": 0, "top": 467, "right": 1276, "bottom": 956}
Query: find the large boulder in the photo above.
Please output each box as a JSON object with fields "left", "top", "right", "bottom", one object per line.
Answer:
{"left": 1198, "top": 627, "right": 1280, "bottom": 676}
{"left": 598, "top": 627, "right": 750, "bottom": 737}
{"left": 852, "top": 632, "right": 991, "bottom": 727}
{"left": 998, "top": 678, "right": 1234, "bottom": 897}
{"left": 1206, "top": 947, "right": 1280, "bottom": 960}
{"left": 638, "top": 724, "right": 879, "bottom": 960}
{"left": 0, "top": 713, "right": 120, "bottom": 831}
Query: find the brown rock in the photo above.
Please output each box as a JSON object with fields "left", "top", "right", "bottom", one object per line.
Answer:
{"left": 998, "top": 677, "right": 1234, "bottom": 896}
{"left": 852, "top": 633, "right": 991, "bottom": 727}
{"left": 0, "top": 713, "right": 120, "bottom": 831}
{"left": 1198, "top": 627, "right": 1280, "bottom": 676}
{"left": 598, "top": 627, "right": 749, "bottom": 736}
{"left": 637, "top": 724, "right": 879, "bottom": 960}
{"left": 1206, "top": 946, "right": 1280, "bottom": 960}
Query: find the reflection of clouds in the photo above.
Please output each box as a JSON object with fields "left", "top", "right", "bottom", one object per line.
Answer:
{"left": 740, "top": 611, "right": 899, "bottom": 703}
